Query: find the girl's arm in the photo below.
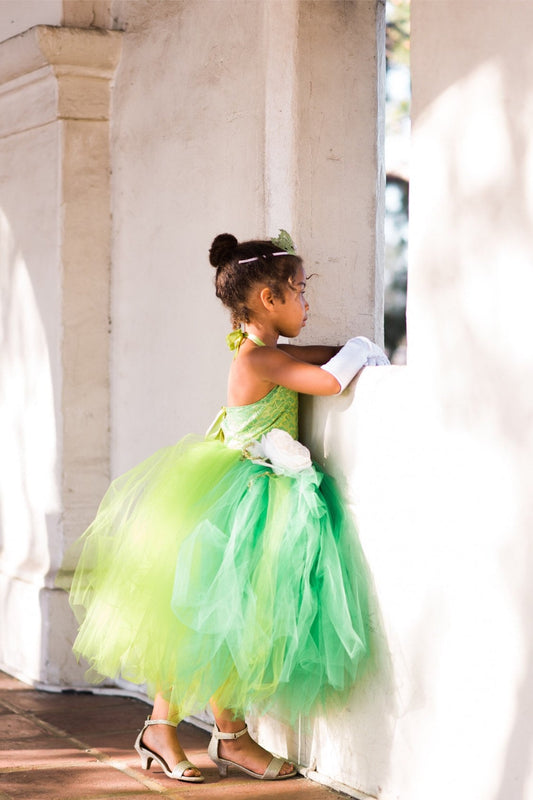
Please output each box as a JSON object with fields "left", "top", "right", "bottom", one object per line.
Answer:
{"left": 277, "top": 344, "right": 340, "bottom": 365}
{"left": 251, "top": 337, "right": 387, "bottom": 396}
{"left": 248, "top": 347, "right": 350, "bottom": 396}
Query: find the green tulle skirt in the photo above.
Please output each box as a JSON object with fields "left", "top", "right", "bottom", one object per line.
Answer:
{"left": 61, "top": 436, "right": 372, "bottom": 723}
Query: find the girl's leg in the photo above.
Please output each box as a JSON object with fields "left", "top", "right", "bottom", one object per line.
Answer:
{"left": 141, "top": 693, "right": 202, "bottom": 779}
{"left": 210, "top": 699, "right": 295, "bottom": 777}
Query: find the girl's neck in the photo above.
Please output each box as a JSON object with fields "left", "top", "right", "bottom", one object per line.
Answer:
{"left": 245, "top": 325, "right": 278, "bottom": 348}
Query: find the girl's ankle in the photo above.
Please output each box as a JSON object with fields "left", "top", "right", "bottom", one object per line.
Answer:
{"left": 215, "top": 719, "right": 247, "bottom": 735}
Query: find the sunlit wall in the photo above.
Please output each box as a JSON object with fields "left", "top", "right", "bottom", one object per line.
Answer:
{"left": 1, "top": 3, "right": 532, "bottom": 800}
{"left": 0, "top": 114, "right": 62, "bottom": 679}
{"left": 264, "top": 3, "right": 533, "bottom": 799}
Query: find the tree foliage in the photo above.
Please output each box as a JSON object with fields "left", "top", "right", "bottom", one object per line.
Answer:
{"left": 386, "top": 0, "right": 410, "bottom": 68}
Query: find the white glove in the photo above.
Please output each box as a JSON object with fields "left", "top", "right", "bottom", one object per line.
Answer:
{"left": 321, "top": 336, "right": 389, "bottom": 394}
{"left": 364, "top": 347, "right": 390, "bottom": 366}
{"left": 365, "top": 355, "right": 390, "bottom": 366}
{"left": 358, "top": 337, "right": 390, "bottom": 367}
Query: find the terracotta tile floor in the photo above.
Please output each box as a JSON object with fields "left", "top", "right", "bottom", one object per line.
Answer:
{"left": 0, "top": 672, "right": 347, "bottom": 800}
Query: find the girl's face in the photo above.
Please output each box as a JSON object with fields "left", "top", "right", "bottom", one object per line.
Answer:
{"left": 276, "top": 264, "right": 309, "bottom": 338}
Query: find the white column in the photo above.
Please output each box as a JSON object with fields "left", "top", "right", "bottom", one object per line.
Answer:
{"left": 295, "top": 0, "right": 386, "bottom": 345}
{"left": 407, "top": 3, "right": 533, "bottom": 798}
{"left": 263, "top": 0, "right": 299, "bottom": 238}
{"left": 262, "top": 0, "right": 386, "bottom": 346}
{"left": 0, "top": 26, "right": 121, "bottom": 686}
{"left": 251, "top": 0, "right": 388, "bottom": 789}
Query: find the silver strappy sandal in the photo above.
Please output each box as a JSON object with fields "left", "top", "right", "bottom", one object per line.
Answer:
{"left": 208, "top": 722, "right": 297, "bottom": 780}
{"left": 134, "top": 717, "right": 204, "bottom": 783}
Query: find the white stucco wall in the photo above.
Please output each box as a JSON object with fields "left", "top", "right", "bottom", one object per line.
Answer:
{"left": 250, "top": 3, "right": 533, "bottom": 799}
{"left": 109, "top": 0, "right": 266, "bottom": 469}
{"left": 0, "top": 24, "right": 121, "bottom": 685}
{"left": 2, "top": 2, "right": 532, "bottom": 799}
{"left": 0, "top": 119, "right": 62, "bottom": 682}
{"left": 0, "top": 0, "right": 61, "bottom": 43}
{"left": 405, "top": 4, "right": 533, "bottom": 798}
{"left": 109, "top": 0, "right": 383, "bottom": 472}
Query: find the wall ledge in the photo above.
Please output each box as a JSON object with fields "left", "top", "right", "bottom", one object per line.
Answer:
{"left": 0, "top": 25, "right": 122, "bottom": 87}
{"left": 0, "top": 26, "right": 122, "bottom": 137}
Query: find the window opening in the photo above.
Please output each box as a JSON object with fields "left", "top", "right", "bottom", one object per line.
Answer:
{"left": 385, "top": 0, "right": 410, "bottom": 365}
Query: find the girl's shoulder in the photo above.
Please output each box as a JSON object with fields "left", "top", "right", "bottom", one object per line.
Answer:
{"left": 227, "top": 346, "right": 278, "bottom": 406}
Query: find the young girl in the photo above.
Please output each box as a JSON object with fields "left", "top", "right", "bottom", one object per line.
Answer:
{"left": 61, "top": 232, "right": 388, "bottom": 783}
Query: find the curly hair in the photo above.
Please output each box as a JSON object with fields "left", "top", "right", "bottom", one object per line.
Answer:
{"left": 209, "top": 233, "right": 302, "bottom": 327}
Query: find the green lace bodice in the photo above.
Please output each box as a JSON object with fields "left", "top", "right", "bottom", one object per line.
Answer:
{"left": 206, "top": 384, "right": 298, "bottom": 450}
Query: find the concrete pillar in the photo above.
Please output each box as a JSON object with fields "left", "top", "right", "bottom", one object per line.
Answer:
{"left": 263, "top": 0, "right": 386, "bottom": 346}
{"left": 0, "top": 26, "right": 121, "bottom": 686}
{"left": 295, "top": 0, "right": 386, "bottom": 345}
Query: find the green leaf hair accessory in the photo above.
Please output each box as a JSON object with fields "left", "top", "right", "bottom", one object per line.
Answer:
{"left": 271, "top": 229, "right": 296, "bottom": 255}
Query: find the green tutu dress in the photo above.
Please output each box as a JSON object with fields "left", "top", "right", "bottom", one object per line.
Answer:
{"left": 61, "top": 375, "right": 372, "bottom": 724}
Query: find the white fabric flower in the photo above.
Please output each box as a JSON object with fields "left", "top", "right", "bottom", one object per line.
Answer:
{"left": 247, "top": 429, "right": 312, "bottom": 474}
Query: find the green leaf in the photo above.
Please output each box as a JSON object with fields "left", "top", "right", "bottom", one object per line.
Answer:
{"left": 271, "top": 229, "right": 296, "bottom": 255}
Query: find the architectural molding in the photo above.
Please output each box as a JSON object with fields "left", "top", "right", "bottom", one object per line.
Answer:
{"left": 0, "top": 24, "right": 122, "bottom": 685}
{"left": 0, "top": 26, "right": 121, "bottom": 136}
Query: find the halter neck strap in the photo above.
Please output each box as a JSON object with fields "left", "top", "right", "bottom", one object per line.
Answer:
{"left": 226, "top": 329, "right": 266, "bottom": 354}
{"left": 245, "top": 332, "right": 266, "bottom": 348}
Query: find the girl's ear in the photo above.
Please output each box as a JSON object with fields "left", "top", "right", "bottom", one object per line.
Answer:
{"left": 259, "top": 286, "right": 275, "bottom": 311}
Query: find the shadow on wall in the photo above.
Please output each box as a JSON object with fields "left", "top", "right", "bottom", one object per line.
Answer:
{"left": 0, "top": 205, "right": 60, "bottom": 678}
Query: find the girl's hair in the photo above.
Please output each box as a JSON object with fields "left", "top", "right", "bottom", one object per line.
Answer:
{"left": 209, "top": 233, "right": 302, "bottom": 327}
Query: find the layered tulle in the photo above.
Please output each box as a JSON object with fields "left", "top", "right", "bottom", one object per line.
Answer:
{"left": 60, "top": 436, "right": 371, "bottom": 723}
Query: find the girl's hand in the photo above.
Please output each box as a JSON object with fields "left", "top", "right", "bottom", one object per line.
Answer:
{"left": 320, "top": 337, "right": 389, "bottom": 394}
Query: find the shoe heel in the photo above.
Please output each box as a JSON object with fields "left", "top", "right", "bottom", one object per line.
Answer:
{"left": 216, "top": 760, "right": 228, "bottom": 778}
{"left": 135, "top": 744, "right": 153, "bottom": 771}
{"left": 142, "top": 753, "right": 153, "bottom": 771}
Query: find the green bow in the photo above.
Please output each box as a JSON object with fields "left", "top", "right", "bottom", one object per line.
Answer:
{"left": 271, "top": 229, "right": 296, "bottom": 255}
{"left": 226, "top": 329, "right": 246, "bottom": 352}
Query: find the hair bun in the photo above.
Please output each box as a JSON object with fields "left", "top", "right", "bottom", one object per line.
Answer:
{"left": 209, "top": 233, "right": 238, "bottom": 268}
